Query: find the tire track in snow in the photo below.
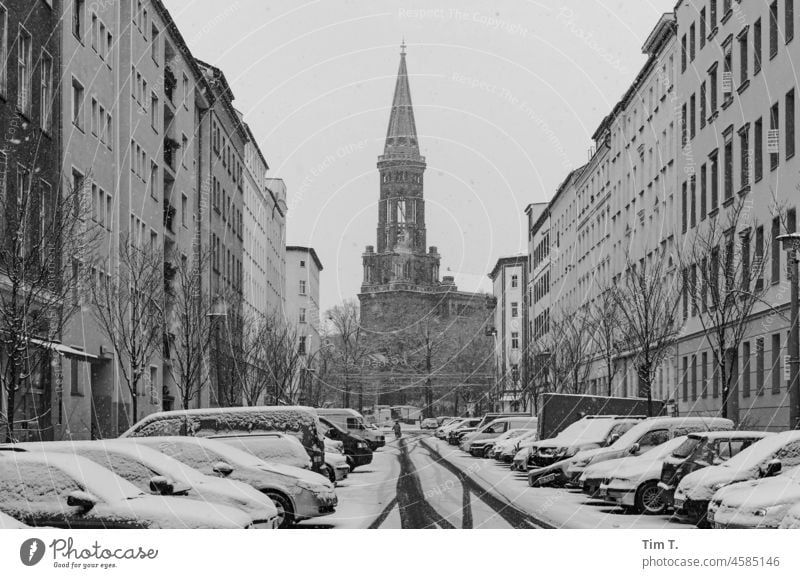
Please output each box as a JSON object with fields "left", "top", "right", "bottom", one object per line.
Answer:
{"left": 393, "top": 436, "right": 456, "bottom": 529}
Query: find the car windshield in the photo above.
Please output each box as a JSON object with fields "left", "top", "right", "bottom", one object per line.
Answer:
{"left": 555, "top": 419, "right": 617, "bottom": 444}
{"left": 672, "top": 437, "right": 702, "bottom": 459}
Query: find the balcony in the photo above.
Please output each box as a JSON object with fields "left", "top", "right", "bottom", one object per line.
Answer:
{"left": 163, "top": 200, "right": 177, "bottom": 235}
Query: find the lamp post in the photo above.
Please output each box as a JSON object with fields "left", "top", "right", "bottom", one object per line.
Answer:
{"left": 778, "top": 233, "right": 800, "bottom": 430}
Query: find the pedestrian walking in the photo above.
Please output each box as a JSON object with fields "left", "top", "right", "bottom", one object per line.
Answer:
{"left": 393, "top": 420, "right": 402, "bottom": 440}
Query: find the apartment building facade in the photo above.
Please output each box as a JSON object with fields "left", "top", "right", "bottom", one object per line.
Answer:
{"left": 285, "top": 246, "right": 323, "bottom": 363}
{"left": 674, "top": 0, "right": 799, "bottom": 430}
{"left": 489, "top": 256, "right": 528, "bottom": 412}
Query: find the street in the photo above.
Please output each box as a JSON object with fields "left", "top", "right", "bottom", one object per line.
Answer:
{"left": 297, "top": 430, "right": 689, "bottom": 530}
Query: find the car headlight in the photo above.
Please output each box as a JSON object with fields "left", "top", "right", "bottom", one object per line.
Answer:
{"left": 710, "top": 481, "right": 729, "bottom": 491}
{"left": 752, "top": 505, "right": 785, "bottom": 517}
{"left": 296, "top": 480, "right": 327, "bottom": 493}
{"left": 556, "top": 447, "right": 578, "bottom": 458}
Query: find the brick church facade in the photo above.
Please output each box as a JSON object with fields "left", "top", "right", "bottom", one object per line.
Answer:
{"left": 358, "top": 46, "right": 492, "bottom": 410}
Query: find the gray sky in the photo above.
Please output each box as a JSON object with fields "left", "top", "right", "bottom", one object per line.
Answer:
{"left": 164, "top": 0, "right": 674, "bottom": 313}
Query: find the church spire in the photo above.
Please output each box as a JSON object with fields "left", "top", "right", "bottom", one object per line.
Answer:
{"left": 384, "top": 42, "right": 419, "bottom": 156}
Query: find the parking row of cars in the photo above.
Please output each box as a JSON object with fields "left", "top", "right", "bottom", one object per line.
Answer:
{"left": 0, "top": 405, "right": 384, "bottom": 530}
{"left": 436, "top": 412, "right": 800, "bottom": 529}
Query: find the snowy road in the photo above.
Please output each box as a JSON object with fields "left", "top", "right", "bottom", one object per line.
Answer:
{"left": 296, "top": 431, "right": 693, "bottom": 529}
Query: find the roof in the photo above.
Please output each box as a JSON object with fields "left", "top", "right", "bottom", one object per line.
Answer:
{"left": 487, "top": 255, "right": 527, "bottom": 280}
{"left": 384, "top": 45, "right": 420, "bottom": 157}
{"left": 286, "top": 246, "right": 323, "bottom": 271}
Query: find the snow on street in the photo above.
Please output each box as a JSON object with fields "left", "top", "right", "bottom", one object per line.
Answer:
{"left": 298, "top": 431, "right": 693, "bottom": 529}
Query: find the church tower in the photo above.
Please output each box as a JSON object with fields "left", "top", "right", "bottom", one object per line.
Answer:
{"left": 361, "top": 44, "right": 441, "bottom": 296}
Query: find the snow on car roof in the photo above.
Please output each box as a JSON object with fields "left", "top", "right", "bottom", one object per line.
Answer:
{"left": 721, "top": 430, "right": 800, "bottom": 471}
{"left": 687, "top": 430, "right": 773, "bottom": 440}
{"left": 121, "top": 436, "right": 267, "bottom": 469}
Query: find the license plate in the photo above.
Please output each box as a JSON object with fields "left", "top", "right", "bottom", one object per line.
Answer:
{"left": 674, "top": 498, "right": 685, "bottom": 509}
{"left": 537, "top": 473, "right": 557, "bottom": 485}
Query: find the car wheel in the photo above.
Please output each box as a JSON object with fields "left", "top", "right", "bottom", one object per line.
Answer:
{"left": 483, "top": 446, "right": 493, "bottom": 458}
{"left": 324, "top": 464, "right": 336, "bottom": 484}
{"left": 266, "top": 491, "right": 295, "bottom": 529}
{"left": 635, "top": 481, "right": 666, "bottom": 515}
{"left": 345, "top": 455, "right": 356, "bottom": 471}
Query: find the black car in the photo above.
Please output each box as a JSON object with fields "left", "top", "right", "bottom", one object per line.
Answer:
{"left": 319, "top": 416, "right": 373, "bottom": 471}
{"left": 658, "top": 431, "right": 770, "bottom": 511}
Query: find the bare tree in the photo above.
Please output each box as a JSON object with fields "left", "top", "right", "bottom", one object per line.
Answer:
{"left": 165, "top": 248, "right": 215, "bottom": 409}
{"left": 677, "top": 198, "right": 774, "bottom": 422}
{"left": 613, "top": 252, "right": 682, "bottom": 416}
{"left": 547, "top": 307, "right": 593, "bottom": 394}
{"left": 246, "top": 310, "right": 305, "bottom": 406}
{"left": 326, "top": 300, "right": 368, "bottom": 409}
{"left": 91, "top": 235, "right": 164, "bottom": 427}
{"left": 587, "top": 285, "right": 623, "bottom": 396}
{"left": 524, "top": 337, "right": 557, "bottom": 414}
{"left": 0, "top": 173, "right": 101, "bottom": 442}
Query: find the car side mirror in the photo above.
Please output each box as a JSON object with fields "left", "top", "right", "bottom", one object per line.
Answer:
{"left": 609, "top": 433, "right": 620, "bottom": 444}
{"left": 66, "top": 490, "right": 98, "bottom": 511}
{"left": 149, "top": 476, "right": 175, "bottom": 495}
{"left": 212, "top": 461, "right": 234, "bottom": 476}
{"left": 629, "top": 443, "right": 640, "bottom": 455}
{"left": 762, "top": 459, "right": 782, "bottom": 477}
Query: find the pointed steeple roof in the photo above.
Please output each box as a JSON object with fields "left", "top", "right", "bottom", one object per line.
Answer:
{"left": 384, "top": 43, "right": 419, "bottom": 156}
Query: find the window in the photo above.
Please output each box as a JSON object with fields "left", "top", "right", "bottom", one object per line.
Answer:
{"left": 723, "top": 129, "right": 733, "bottom": 200}
{"left": 700, "top": 81, "right": 707, "bottom": 129}
{"left": 772, "top": 216, "right": 781, "bottom": 284}
{"left": 299, "top": 307, "right": 306, "bottom": 324}
{"left": 690, "top": 93, "right": 696, "bottom": 139}
{"left": 511, "top": 274, "right": 518, "bottom": 288}
{"left": 149, "top": 161, "right": 158, "bottom": 199}
{"left": 787, "top": 0, "right": 795, "bottom": 43}
{"left": 742, "top": 341, "right": 751, "bottom": 398}
{"left": 71, "top": 77, "right": 84, "bottom": 129}
{"left": 40, "top": 51, "right": 53, "bottom": 131}
{"left": 739, "top": 28, "right": 748, "bottom": 86}
{"left": 770, "top": 102, "right": 780, "bottom": 170}
{"left": 700, "top": 163, "right": 707, "bottom": 220}
{"left": 681, "top": 34, "right": 687, "bottom": 72}
{"left": 754, "top": 18, "right": 762, "bottom": 75}
{"left": 710, "top": 149, "right": 719, "bottom": 210}
{"left": 690, "top": 23, "right": 696, "bottom": 62}
{"left": 181, "top": 193, "right": 187, "bottom": 227}
{"left": 681, "top": 181, "right": 688, "bottom": 233}
{"left": 691, "top": 355, "right": 697, "bottom": 400}
{"left": 787, "top": 89, "right": 795, "bottom": 159}
{"left": 722, "top": 40, "right": 732, "bottom": 103}
{"left": 511, "top": 302, "right": 519, "bottom": 318}
{"left": 757, "top": 337, "right": 765, "bottom": 394}
{"left": 690, "top": 174, "right": 697, "bottom": 227}
{"left": 70, "top": 359, "right": 82, "bottom": 396}
{"left": 770, "top": 1, "right": 779, "bottom": 57}
{"left": 511, "top": 332, "right": 519, "bottom": 350}
{"left": 300, "top": 260, "right": 306, "bottom": 268}
{"left": 182, "top": 73, "right": 189, "bottom": 108}
{"left": 90, "top": 98, "right": 97, "bottom": 135}
{"left": 299, "top": 280, "right": 306, "bottom": 295}
{"left": 91, "top": 13, "right": 97, "bottom": 50}
{"left": 681, "top": 103, "right": 687, "bottom": 145}
{"left": 151, "top": 92, "right": 158, "bottom": 130}
{"left": 709, "top": 64, "right": 718, "bottom": 113}
{"left": 755, "top": 117, "right": 764, "bottom": 181}
{"left": 298, "top": 336, "right": 307, "bottom": 356}
{"left": 0, "top": 5, "right": 6, "bottom": 96}
{"left": 739, "top": 125, "right": 750, "bottom": 189}
{"left": 149, "top": 366, "right": 158, "bottom": 404}
{"left": 741, "top": 231, "right": 751, "bottom": 291}
{"left": 16, "top": 27, "right": 31, "bottom": 115}
{"left": 682, "top": 356, "right": 688, "bottom": 401}
{"left": 73, "top": 0, "right": 85, "bottom": 39}
{"left": 755, "top": 224, "right": 765, "bottom": 291}
{"left": 151, "top": 24, "right": 159, "bottom": 63}
{"left": 772, "top": 333, "right": 782, "bottom": 394}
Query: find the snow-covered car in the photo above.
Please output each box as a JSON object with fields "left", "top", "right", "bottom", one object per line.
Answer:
{"left": 325, "top": 437, "right": 344, "bottom": 454}
{"left": 209, "top": 432, "right": 311, "bottom": 470}
{"left": 122, "top": 436, "right": 337, "bottom": 528}
{"left": 465, "top": 428, "right": 533, "bottom": 458}
{"left": 435, "top": 418, "right": 471, "bottom": 440}
{"left": 0, "top": 452, "right": 253, "bottom": 529}
{"left": 779, "top": 502, "right": 800, "bottom": 528}
{"left": 449, "top": 427, "right": 477, "bottom": 445}
{"left": 3, "top": 440, "right": 280, "bottom": 528}
{"left": 530, "top": 416, "right": 642, "bottom": 468}
{"left": 459, "top": 416, "right": 538, "bottom": 453}
{"left": 325, "top": 452, "right": 350, "bottom": 484}
{"left": 495, "top": 429, "right": 538, "bottom": 462}
{"left": 707, "top": 465, "right": 800, "bottom": 529}
{"left": 658, "top": 431, "right": 771, "bottom": 509}
{"left": 0, "top": 510, "right": 28, "bottom": 528}
{"left": 675, "top": 430, "right": 800, "bottom": 525}
{"left": 121, "top": 406, "right": 327, "bottom": 474}
{"left": 421, "top": 418, "right": 438, "bottom": 429}
{"left": 594, "top": 436, "right": 687, "bottom": 514}
{"left": 559, "top": 417, "right": 733, "bottom": 489}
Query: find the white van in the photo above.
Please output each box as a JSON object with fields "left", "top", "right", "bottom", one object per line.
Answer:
{"left": 459, "top": 416, "right": 539, "bottom": 452}
{"left": 316, "top": 408, "right": 385, "bottom": 450}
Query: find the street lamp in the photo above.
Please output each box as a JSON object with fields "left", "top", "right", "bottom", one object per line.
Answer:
{"left": 778, "top": 233, "right": 800, "bottom": 430}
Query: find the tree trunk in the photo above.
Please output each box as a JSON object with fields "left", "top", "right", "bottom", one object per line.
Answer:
{"left": 5, "top": 381, "right": 16, "bottom": 443}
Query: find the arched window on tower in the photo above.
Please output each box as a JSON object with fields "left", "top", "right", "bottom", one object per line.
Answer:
{"left": 396, "top": 199, "right": 406, "bottom": 224}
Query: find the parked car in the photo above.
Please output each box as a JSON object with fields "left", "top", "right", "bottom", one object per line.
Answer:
{"left": 446, "top": 419, "right": 481, "bottom": 444}
{"left": 318, "top": 416, "right": 373, "bottom": 470}
{"left": 675, "top": 430, "right": 800, "bottom": 525}
{"left": 526, "top": 417, "right": 642, "bottom": 483}
{"left": 592, "top": 436, "right": 688, "bottom": 514}
{"left": 316, "top": 408, "right": 385, "bottom": 450}
{"left": 459, "top": 416, "right": 539, "bottom": 452}
{"left": 530, "top": 416, "right": 643, "bottom": 468}
{"left": 561, "top": 417, "right": 733, "bottom": 490}
{"left": 449, "top": 427, "right": 478, "bottom": 445}
{"left": 0, "top": 510, "right": 28, "bottom": 528}
{"left": 708, "top": 465, "right": 800, "bottom": 528}
{"left": 473, "top": 412, "right": 532, "bottom": 431}
{"left": 435, "top": 418, "right": 468, "bottom": 439}
{"left": 466, "top": 428, "right": 533, "bottom": 458}
{"left": 436, "top": 416, "right": 455, "bottom": 426}
{"left": 2, "top": 440, "right": 280, "bottom": 528}
{"left": 658, "top": 431, "right": 771, "bottom": 509}
{"left": 121, "top": 436, "right": 337, "bottom": 528}
{"left": 495, "top": 429, "right": 538, "bottom": 462}
{"left": 421, "top": 418, "right": 439, "bottom": 429}
{"left": 0, "top": 452, "right": 253, "bottom": 529}
{"left": 324, "top": 451, "right": 351, "bottom": 484}
{"left": 121, "top": 406, "right": 327, "bottom": 474}
{"left": 209, "top": 433, "right": 311, "bottom": 470}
